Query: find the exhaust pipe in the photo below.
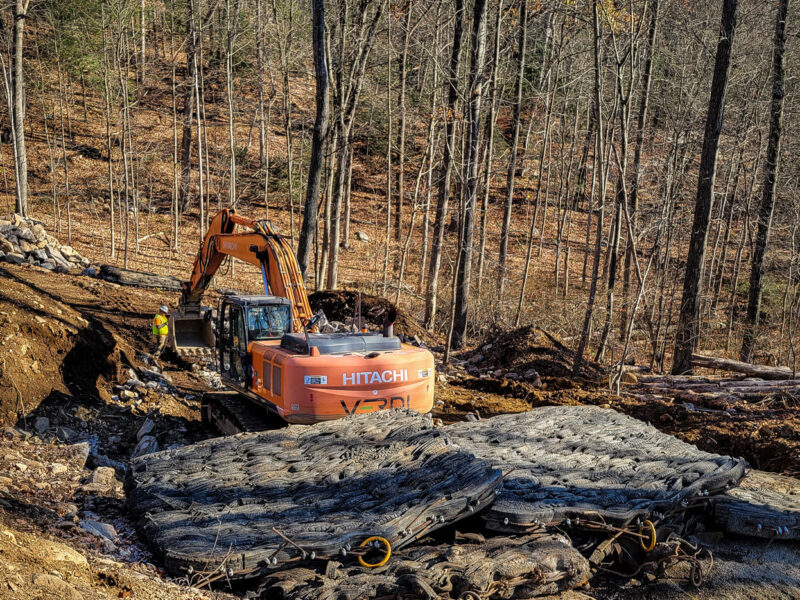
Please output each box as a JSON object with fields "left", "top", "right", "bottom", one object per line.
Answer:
{"left": 383, "top": 307, "right": 397, "bottom": 338}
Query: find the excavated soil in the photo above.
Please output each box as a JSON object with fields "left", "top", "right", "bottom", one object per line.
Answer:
{"left": 460, "top": 325, "right": 606, "bottom": 381}
{"left": 308, "top": 290, "right": 433, "bottom": 342}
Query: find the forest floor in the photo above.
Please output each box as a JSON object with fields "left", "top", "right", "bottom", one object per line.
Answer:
{"left": 0, "top": 261, "right": 797, "bottom": 598}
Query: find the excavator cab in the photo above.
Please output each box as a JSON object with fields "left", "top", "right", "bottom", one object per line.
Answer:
{"left": 217, "top": 296, "right": 293, "bottom": 389}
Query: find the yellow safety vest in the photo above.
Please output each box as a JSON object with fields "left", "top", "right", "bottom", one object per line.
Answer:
{"left": 152, "top": 314, "right": 168, "bottom": 336}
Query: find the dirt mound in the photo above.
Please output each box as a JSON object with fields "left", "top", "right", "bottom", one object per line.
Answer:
{"left": 309, "top": 290, "right": 429, "bottom": 342}
{"left": 462, "top": 325, "right": 605, "bottom": 381}
{"left": 0, "top": 265, "right": 131, "bottom": 426}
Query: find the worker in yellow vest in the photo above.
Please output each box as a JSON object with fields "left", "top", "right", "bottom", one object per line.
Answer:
{"left": 152, "top": 305, "right": 169, "bottom": 359}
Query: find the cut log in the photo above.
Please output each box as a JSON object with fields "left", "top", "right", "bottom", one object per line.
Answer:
{"left": 99, "top": 265, "right": 183, "bottom": 291}
{"left": 691, "top": 354, "right": 799, "bottom": 380}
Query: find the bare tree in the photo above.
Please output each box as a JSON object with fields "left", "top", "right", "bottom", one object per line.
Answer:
{"left": 672, "top": 0, "right": 738, "bottom": 374}
{"left": 498, "top": 0, "right": 527, "bottom": 295}
{"left": 451, "top": 0, "right": 488, "bottom": 350}
{"left": 297, "top": 0, "right": 329, "bottom": 279}
{"left": 11, "top": 0, "right": 30, "bottom": 216}
{"left": 740, "top": 0, "right": 789, "bottom": 362}
{"left": 424, "top": 0, "right": 464, "bottom": 330}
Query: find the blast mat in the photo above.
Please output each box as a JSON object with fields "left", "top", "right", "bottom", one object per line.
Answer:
{"left": 126, "top": 410, "right": 501, "bottom": 578}
{"left": 446, "top": 406, "right": 746, "bottom": 532}
{"left": 254, "top": 533, "right": 590, "bottom": 600}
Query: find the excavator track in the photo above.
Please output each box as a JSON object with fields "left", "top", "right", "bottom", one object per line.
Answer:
{"left": 201, "top": 391, "right": 281, "bottom": 434}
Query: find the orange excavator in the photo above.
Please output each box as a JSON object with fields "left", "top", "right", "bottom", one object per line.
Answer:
{"left": 170, "top": 209, "right": 434, "bottom": 431}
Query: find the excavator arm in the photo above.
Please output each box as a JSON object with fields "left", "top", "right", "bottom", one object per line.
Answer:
{"left": 180, "top": 209, "right": 312, "bottom": 331}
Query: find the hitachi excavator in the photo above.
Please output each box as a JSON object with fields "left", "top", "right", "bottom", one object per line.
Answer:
{"left": 170, "top": 208, "right": 434, "bottom": 431}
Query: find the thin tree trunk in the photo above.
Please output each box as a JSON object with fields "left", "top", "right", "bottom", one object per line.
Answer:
{"left": 297, "top": 0, "right": 329, "bottom": 278}
{"left": 498, "top": 0, "right": 527, "bottom": 295}
{"left": 451, "top": 0, "right": 488, "bottom": 350}
{"left": 740, "top": 0, "right": 789, "bottom": 362}
{"left": 673, "top": 0, "right": 738, "bottom": 374}
{"left": 424, "top": 0, "right": 464, "bottom": 330}
{"left": 11, "top": 0, "right": 30, "bottom": 216}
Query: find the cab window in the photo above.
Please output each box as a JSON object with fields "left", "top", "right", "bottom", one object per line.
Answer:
{"left": 247, "top": 304, "right": 292, "bottom": 340}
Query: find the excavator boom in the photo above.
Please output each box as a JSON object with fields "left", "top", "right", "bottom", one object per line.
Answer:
{"left": 180, "top": 209, "right": 312, "bottom": 328}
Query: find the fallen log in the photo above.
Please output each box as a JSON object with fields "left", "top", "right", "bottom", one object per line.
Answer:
{"left": 691, "top": 354, "right": 799, "bottom": 380}
{"left": 637, "top": 382, "right": 800, "bottom": 394}
{"left": 99, "top": 264, "right": 183, "bottom": 292}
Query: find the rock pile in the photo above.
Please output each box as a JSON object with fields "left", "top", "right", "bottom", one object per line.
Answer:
{"left": 0, "top": 213, "right": 90, "bottom": 271}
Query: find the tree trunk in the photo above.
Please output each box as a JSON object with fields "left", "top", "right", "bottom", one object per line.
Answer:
{"left": 394, "top": 6, "right": 412, "bottom": 243}
{"left": 12, "top": 0, "right": 30, "bottom": 217}
{"left": 573, "top": 1, "right": 607, "bottom": 373}
{"left": 179, "top": 0, "right": 196, "bottom": 212}
{"left": 451, "top": 0, "right": 488, "bottom": 350}
{"left": 424, "top": 0, "right": 463, "bottom": 330}
{"left": 672, "top": 0, "right": 738, "bottom": 375}
{"left": 297, "top": 0, "right": 329, "bottom": 279}
{"left": 498, "top": 0, "right": 527, "bottom": 296}
{"left": 740, "top": 0, "right": 789, "bottom": 362}
{"left": 476, "top": 0, "right": 503, "bottom": 295}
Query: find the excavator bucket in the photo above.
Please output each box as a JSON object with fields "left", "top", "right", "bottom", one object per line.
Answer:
{"left": 169, "top": 311, "right": 215, "bottom": 358}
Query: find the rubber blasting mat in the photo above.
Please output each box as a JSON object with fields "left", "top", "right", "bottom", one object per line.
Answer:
{"left": 126, "top": 411, "right": 501, "bottom": 577}
{"left": 446, "top": 406, "right": 746, "bottom": 531}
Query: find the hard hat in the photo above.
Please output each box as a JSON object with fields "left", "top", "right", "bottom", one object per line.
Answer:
{"left": 160, "top": 305, "right": 169, "bottom": 313}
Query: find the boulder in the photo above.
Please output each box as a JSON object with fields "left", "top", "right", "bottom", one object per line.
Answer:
{"left": 80, "top": 466, "right": 118, "bottom": 494}
{"left": 31, "top": 223, "right": 46, "bottom": 241}
{"left": 19, "top": 239, "right": 35, "bottom": 254}
{"left": 34, "top": 416, "right": 50, "bottom": 433}
{"left": 60, "top": 245, "right": 76, "bottom": 258}
{"left": 79, "top": 519, "right": 116, "bottom": 541}
{"left": 0, "top": 238, "right": 13, "bottom": 253}
{"left": 136, "top": 418, "right": 155, "bottom": 441}
{"left": 355, "top": 231, "right": 369, "bottom": 242}
{"left": 17, "top": 227, "right": 36, "bottom": 243}
{"left": 4, "top": 252, "right": 25, "bottom": 265}
{"left": 132, "top": 435, "right": 158, "bottom": 458}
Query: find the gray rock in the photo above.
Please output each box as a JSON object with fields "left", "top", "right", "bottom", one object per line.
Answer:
{"left": 468, "top": 353, "right": 483, "bottom": 364}
{"left": 79, "top": 519, "right": 117, "bottom": 541}
{"left": 56, "top": 426, "right": 78, "bottom": 442}
{"left": 40, "top": 260, "right": 56, "bottom": 270}
{"left": 34, "top": 416, "right": 50, "bottom": 433}
{"left": 136, "top": 418, "right": 155, "bottom": 441}
{"left": 4, "top": 253, "right": 25, "bottom": 265}
{"left": 80, "top": 466, "right": 118, "bottom": 494}
{"left": 17, "top": 227, "right": 36, "bottom": 243}
{"left": 31, "top": 248, "right": 48, "bottom": 262}
{"left": 60, "top": 245, "right": 76, "bottom": 258}
{"left": 355, "top": 231, "right": 369, "bottom": 242}
{"left": 131, "top": 435, "right": 158, "bottom": 458}
{"left": 0, "top": 238, "right": 14, "bottom": 253}
{"left": 81, "top": 266, "right": 98, "bottom": 277}
{"left": 19, "top": 239, "right": 35, "bottom": 254}
{"left": 31, "top": 223, "right": 46, "bottom": 242}
{"left": 66, "top": 442, "right": 91, "bottom": 469}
